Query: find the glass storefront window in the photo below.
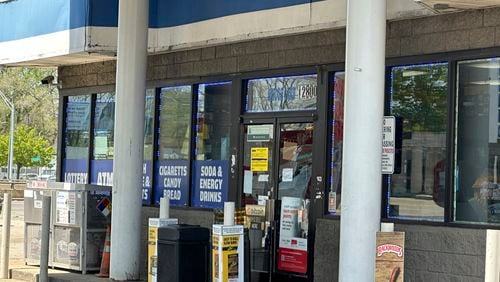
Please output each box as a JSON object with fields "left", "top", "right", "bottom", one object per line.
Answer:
{"left": 91, "top": 92, "right": 115, "bottom": 185}
{"left": 62, "top": 95, "right": 91, "bottom": 184}
{"left": 155, "top": 85, "right": 192, "bottom": 206}
{"left": 387, "top": 62, "right": 448, "bottom": 221}
{"left": 93, "top": 93, "right": 115, "bottom": 160}
{"left": 328, "top": 72, "right": 345, "bottom": 215}
{"left": 195, "top": 82, "right": 232, "bottom": 161}
{"left": 246, "top": 74, "right": 317, "bottom": 112}
{"left": 455, "top": 57, "right": 500, "bottom": 224}
{"left": 158, "top": 86, "right": 192, "bottom": 160}
{"left": 192, "top": 82, "right": 232, "bottom": 208}
{"left": 143, "top": 89, "right": 155, "bottom": 203}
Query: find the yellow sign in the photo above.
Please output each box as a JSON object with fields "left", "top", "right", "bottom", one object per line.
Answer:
{"left": 245, "top": 204, "right": 266, "bottom": 217}
{"left": 148, "top": 218, "right": 178, "bottom": 282}
{"left": 251, "top": 147, "right": 268, "bottom": 159}
{"left": 251, "top": 147, "right": 268, "bottom": 172}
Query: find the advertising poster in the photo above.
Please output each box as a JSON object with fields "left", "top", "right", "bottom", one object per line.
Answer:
{"left": 148, "top": 218, "right": 178, "bottom": 282}
{"left": 55, "top": 191, "right": 76, "bottom": 225}
{"left": 192, "top": 160, "right": 229, "bottom": 209}
{"left": 66, "top": 102, "right": 90, "bottom": 131}
{"left": 251, "top": 147, "right": 269, "bottom": 172}
{"left": 375, "top": 232, "right": 405, "bottom": 282}
{"left": 56, "top": 240, "right": 68, "bottom": 261}
{"left": 213, "top": 225, "right": 244, "bottom": 282}
{"left": 143, "top": 160, "right": 153, "bottom": 204}
{"left": 63, "top": 159, "right": 88, "bottom": 184}
{"left": 278, "top": 196, "right": 308, "bottom": 274}
{"left": 90, "top": 159, "right": 113, "bottom": 186}
{"left": 94, "top": 136, "right": 109, "bottom": 158}
{"left": 154, "top": 160, "right": 189, "bottom": 206}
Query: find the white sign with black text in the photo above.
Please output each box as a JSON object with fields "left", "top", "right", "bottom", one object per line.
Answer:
{"left": 382, "top": 116, "right": 396, "bottom": 174}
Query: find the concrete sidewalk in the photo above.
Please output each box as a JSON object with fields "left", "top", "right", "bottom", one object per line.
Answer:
{"left": 8, "top": 266, "right": 120, "bottom": 282}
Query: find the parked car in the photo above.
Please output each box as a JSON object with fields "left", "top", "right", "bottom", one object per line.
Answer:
{"left": 21, "top": 173, "right": 38, "bottom": 180}
{"left": 39, "top": 174, "right": 57, "bottom": 182}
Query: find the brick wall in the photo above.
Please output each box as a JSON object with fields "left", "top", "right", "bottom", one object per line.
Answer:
{"left": 59, "top": 7, "right": 500, "bottom": 89}
{"left": 399, "top": 224, "right": 486, "bottom": 282}
{"left": 313, "top": 219, "right": 486, "bottom": 282}
{"left": 314, "top": 219, "right": 340, "bottom": 281}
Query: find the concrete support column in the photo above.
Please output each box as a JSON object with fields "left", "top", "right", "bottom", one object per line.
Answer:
{"left": 109, "top": 0, "right": 148, "bottom": 280}
{"left": 338, "top": 1, "right": 386, "bottom": 281}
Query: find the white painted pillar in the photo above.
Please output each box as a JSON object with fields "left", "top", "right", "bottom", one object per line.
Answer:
{"left": 338, "top": 0, "right": 386, "bottom": 281}
{"left": 0, "top": 193, "right": 11, "bottom": 278}
{"left": 110, "top": 0, "right": 148, "bottom": 280}
{"left": 485, "top": 230, "right": 500, "bottom": 282}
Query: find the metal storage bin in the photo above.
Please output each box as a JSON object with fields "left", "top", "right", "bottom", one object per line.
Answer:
{"left": 24, "top": 181, "right": 111, "bottom": 274}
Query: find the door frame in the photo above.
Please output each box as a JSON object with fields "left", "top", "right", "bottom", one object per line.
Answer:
{"left": 239, "top": 114, "right": 322, "bottom": 281}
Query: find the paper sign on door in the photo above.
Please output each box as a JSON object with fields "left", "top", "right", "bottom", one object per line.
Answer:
{"left": 251, "top": 147, "right": 268, "bottom": 172}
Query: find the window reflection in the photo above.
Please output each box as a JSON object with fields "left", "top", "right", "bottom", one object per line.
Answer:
{"left": 455, "top": 57, "right": 500, "bottom": 224}
{"left": 144, "top": 89, "right": 155, "bottom": 160}
{"left": 195, "top": 82, "right": 231, "bottom": 161}
{"left": 328, "top": 72, "right": 344, "bottom": 215}
{"left": 143, "top": 89, "right": 155, "bottom": 203}
{"left": 246, "top": 74, "right": 317, "bottom": 112}
{"left": 158, "top": 86, "right": 192, "bottom": 160}
{"left": 63, "top": 95, "right": 91, "bottom": 184}
{"left": 93, "top": 93, "right": 115, "bottom": 160}
{"left": 65, "top": 95, "right": 90, "bottom": 160}
{"left": 278, "top": 123, "right": 314, "bottom": 200}
{"left": 388, "top": 63, "right": 448, "bottom": 221}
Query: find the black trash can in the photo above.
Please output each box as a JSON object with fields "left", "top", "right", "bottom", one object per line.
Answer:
{"left": 157, "top": 224, "right": 210, "bottom": 282}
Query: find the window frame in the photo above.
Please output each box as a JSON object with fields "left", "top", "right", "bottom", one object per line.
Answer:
{"left": 453, "top": 56, "right": 500, "bottom": 226}
{"left": 59, "top": 94, "right": 92, "bottom": 184}
{"left": 384, "top": 60, "right": 450, "bottom": 223}
{"left": 57, "top": 47, "right": 500, "bottom": 229}
{"left": 381, "top": 47, "right": 500, "bottom": 229}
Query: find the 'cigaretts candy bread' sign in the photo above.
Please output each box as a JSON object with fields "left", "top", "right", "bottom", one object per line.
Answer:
{"left": 375, "top": 232, "right": 405, "bottom": 282}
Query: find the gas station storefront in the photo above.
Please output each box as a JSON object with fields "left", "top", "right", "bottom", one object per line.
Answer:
{"left": 2, "top": 0, "right": 500, "bottom": 281}
{"left": 60, "top": 70, "right": 329, "bottom": 281}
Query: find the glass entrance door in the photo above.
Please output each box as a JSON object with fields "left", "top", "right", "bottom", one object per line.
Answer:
{"left": 242, "top": 119, "right": 314, "bottom": 282}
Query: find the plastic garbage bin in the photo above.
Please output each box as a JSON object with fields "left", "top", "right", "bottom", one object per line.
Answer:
{"left": 157, "top": 224, "right": 210, "bottom": 282}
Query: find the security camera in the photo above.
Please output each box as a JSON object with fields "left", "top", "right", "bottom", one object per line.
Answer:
{"left": 40, "top": 75, "right": 55, "bottom": 85}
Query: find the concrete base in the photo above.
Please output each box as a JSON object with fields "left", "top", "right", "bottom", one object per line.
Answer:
{"left": 313, "top": 219, "right": 487, "bottom": 282}
{"left": 10, "top": 265, "right": 143, "bottom": 282}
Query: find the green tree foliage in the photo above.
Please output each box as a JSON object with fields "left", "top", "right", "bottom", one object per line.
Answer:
{"left": 391, "top": 63, "right": 448, "bottom": 132}
{"left": 0, "top": 134, "right": 7, "bottom": 166}
{"left": 0, "top": 125, "right": 54, "bottom": 178}
{"left": 0, "top": 67, "right": 58, "bottom": 145}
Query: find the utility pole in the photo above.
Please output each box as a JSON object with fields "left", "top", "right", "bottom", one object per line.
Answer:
{"left": 0, "top": 90, "right": 14, "bottom": 180}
